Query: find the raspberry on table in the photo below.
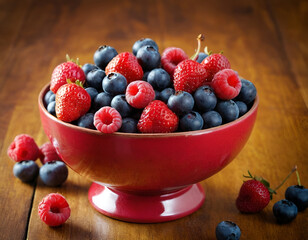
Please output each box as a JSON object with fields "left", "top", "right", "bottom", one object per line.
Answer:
{"left": 39, "top": 142, "right": 62, "bottom": 164}
{"left": 7, "top": 134, "right": 40, "bottom": 162}
{"left": 125, "top": 80, "right": 155, "bottom": 109}
{"left": 94, "top": 106, "right": 122, "bottom": 133}
{"left": 38, "top": 193, "right": 71, "bottom": 227}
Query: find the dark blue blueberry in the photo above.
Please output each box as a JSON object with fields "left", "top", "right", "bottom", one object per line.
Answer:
{"left": 147, "top": 68, "right": 171, "bottom": 91}
{"left": 196, "top": 52, "right": 208, "bottom": 63}
{"left": 236, "top": 79, "right": 257, "bottom": 104}
{"left": 111, "top": 94, "right": 133, "bottom": 118}
{"left": 85, "top": 87, "right": 99, "bottom": 101}
{"left": 202, "top": 111, "right": 222, "bottom": 129}
{"left": 76, "top": 113, "right": 95, "bottom": 129}
{"left": 87, "top": 68, "right": 106, "bottom": 91}
{"left": 155, "top": 90, "right": 160, "bottom": 100}
{"left": 44, "top": 90, "right": 55, "bottom": 106}
{"left": 136, "top": 45, "right": 161, "bottom": 71}
{"left": 235, "top": 101, "right": 248, "bottom": 117}
{"left": 92, "top": 92, "right": 113, "bottom": 112}
{"left": 285, "top": 185, "right": 308, "bottom": 212}
{"left": 132, "top": 38, "right": 159, "bottom": 56}
{"left": 119, "top": 118, "right": 138, "bottom": 133}
{"left": 13, "top": 160, "right": 39, "bottom": 182}
{"left": 82, "top": 63, "right": 99, "bottom": 76}
{"left": 39, "top": 161, "right": 68, "bottom": 187}
{"left": 159, "top": 88, "right": 175, "bottom": 104}
{"left": 194, "top": 85, "right": 217, "bottom": 112}
{"left": 103, "top": 72, "right": 127, "bottom": 95}
{"left": 180, "top": 111, "right": 203, "bottom": 131}
{"left": 216, "top": 100, "right": 239, "bottom": 123}
{"left": 273, "top": 199, "right": 298, "bottom": 224}
{"left": 47, "top": 101, "right": 56, "bottom": 116}
{"left": 94, "top": 45, "right": 118, "bottom": 70}
{"left": 168, "top": 91, "right": 194, "bottom": 116}
{"left": 215, "top": 221, "right": 241, "bottom": 240}
{"left": 143, "top": 71, "right": 150, "bottom": 81}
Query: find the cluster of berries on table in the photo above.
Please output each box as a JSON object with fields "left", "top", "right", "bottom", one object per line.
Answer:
{"left": 7, "top": 134, "right": 68, "bottom": 187}
{"left": 45, "top": 34, "right": 257, "bottom": 134}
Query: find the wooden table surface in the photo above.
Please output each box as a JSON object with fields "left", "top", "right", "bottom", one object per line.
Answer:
{"left": 1, "top": 0, "right": 307, "bottom": 239}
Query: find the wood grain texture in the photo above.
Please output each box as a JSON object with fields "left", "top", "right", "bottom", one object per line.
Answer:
{"left": 0, "top": 0, "right": 307, "bottom": 239}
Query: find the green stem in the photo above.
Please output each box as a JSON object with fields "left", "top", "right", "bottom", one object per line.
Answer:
{"left": 273, "top": 165, "right": 297, "bottom": 191}
{"left": 190, "top": 34, "right": 205, "bottom": 61}
{"left": 296, "top": 169, "right": 302, "bottom": 186}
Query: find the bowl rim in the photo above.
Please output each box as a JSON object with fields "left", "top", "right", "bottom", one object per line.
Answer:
{"left": 38, "top": 83, "right": 259, "bottom": 138}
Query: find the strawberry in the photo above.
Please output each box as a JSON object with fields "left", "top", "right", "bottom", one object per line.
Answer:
{"left": 50, "top": 55, "right": 86, "bottom": 94}
{"left": 161, "top": 47, "right": 188, "bottom": 79}
{"left": 55, "top": 81, "right": 91, "bottom": 122}
{"left": 137, "top": 100, "right": 178, "bottom": 133}
{"left": 173, "top": 59, "right": 208, "bottom": 94}
{"left": 105, "top": 52, "right": 143, "bottom": 84}
{"left": 201, "top": 53, "right": 231, "bottom": 82}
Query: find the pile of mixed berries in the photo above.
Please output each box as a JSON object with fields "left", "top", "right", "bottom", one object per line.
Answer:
{"left": 44, "top": 34, "right": 257, "bottom": 134}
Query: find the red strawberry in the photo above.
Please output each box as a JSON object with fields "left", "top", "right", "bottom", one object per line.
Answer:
{"left": 201, "top": 53, "right": 231, "bottom": 82}
{"left": 137, "top": 100, "right": 178, "bottom": 133}
{"left": 105, "top": 52, "right": 143, "bottom": 84}
{"left": 55, "top": 81, "right": 91, "bottom": 122}
{"left": 173, "top": 59, "right": 208, "bottom": 94}
{"left": 50, "top": 55, "right": 86, "bottom": 94}
{"left": 161, "top": 47, "right": 188, "bottom": 79}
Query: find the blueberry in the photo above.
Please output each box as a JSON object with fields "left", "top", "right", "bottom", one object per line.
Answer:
{"left": 39, "top": 161, "right": 68, "bottom": 187}
{"left": 159, "top": 88, "right": 175, "bottom": 104}
{"left": 196, "top": 52, "right": 208, "bottom": 63}
{"left": 215, "top": 221, "right": 241, "bottom": 240}
{"left": 216, "top": 100, "right": 239, "bottom": 123}
{"left": 202, "top": 111, "right": 222, "bottom": 129}
{"left": 154, "top": 90, "right": 160, "bottom": 100}
{"left": 47, "top": 101, "right": 56, "bottom": 116}
{"left": 132, "top": 38, "right": 159, "bottom": 56}
{"left": 119, "top": 118, "right": 138, "bottom": 133}
{"left": 180, "top": 111, "right": 203, "bottom": 131}
{"left": 194, "top": 86, "right": 217, "bottom": 112}
{"left": 167, "top": 91, "right": 194, "bottom": 116}
{"left": 103, "top": 73, "right": 127, "bottom": 95}
{"left": 147, "top": 68, "right": 171, "bottom": 91}
{"left": 76, "top": 113, "right": 95, "bottom": 129}
{"left": 236, "top": 79, "right": 257, "bottom": 104}
{"left": 85, "top": 87, "right": 99, "bottom": 101}
{"left": 94, "top": 45, "right": 118, "bottom": 70}
{"left": 111, "top": 95, "right": 133, "bottom": 118}
{"left": 13, "top": 160, "right": 39, "bottom": 182}
{"left": 136, "top": 45, "right": 161, "bottom": 71}
{"left": 285, "top": 185, "right": 308, "bottom": 211}
{"left": 273, "top": 199, "right": 298, "bottom": 224}
{"left": 235, "top": 101, "right": 248, "bottom": 117}
{"left": 87, "top": 68, "right": 106, "bottom": 91}
{"left": 82, "top": 63, "right": 99, "bottom": 76}
{"left": 143, "top": 71, "right": 150, "bottom": 81}
{"left": 44, "top": 90, "right": 55, "bottom": 106}
{"left": 92, "top": 92, "right": 112, "bottom": 112}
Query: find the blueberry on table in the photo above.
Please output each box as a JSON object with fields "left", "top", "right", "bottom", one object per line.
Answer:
{"left": 273, "top": 199, "right": 298, "bottom": 224}
{"left": 194, "top": 85, "right": 217, "bottom": 112}
{"left": 202, "top": 111, "right": 222, "bottom": 129}
{"left": 82, "top": 63, "right": 99, "bottom": 76}
{"left": 132, "top": 38, "right": 159, "bottom": 56}
{"left": 94, "top": 45, "right": 118, "bottom": 70}
{"left": 235, "top": 79, "right": 257, "bottom": 105}
{"left": 180, "top": 111, "right": 204, "bottom": 131}
{"left": 285, "top": 185, "right": 308, "bottom": 211}
{"left": 39, "top": 161, "right": 68, "bottom": 187}
{"left": 167, "top": 91, "right": 194, "bottom": 116}
{"left": 103, "top": 72, "right": 127, "bottom": 95}
{"left": 147, "top": 68, "right": 171, "bottom": 91}
{"left": 216, "top": 100, "right": 239, "bottom": 123}
{"left": 136, "top": 45, "right": 161, "bottom": 71}
{"left": 215, "top": 221, "right": 241, "bottom": 240}
{"left": 76, "top": 113, "right": 95, "bottom": 129}
{"left": 13, "top": 160, "right": 39, "bottom": 182}
{"left": 87, "top": 68, "right": 106, "bottom": 91}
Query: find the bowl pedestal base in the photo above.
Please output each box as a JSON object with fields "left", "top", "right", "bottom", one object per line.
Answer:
{"left": 88, "top": 182, "right": 205, "bottom": 223}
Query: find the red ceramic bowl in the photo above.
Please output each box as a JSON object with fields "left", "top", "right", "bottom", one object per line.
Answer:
{"left": 38, "top": 84, "right": 258, "bottom": 223}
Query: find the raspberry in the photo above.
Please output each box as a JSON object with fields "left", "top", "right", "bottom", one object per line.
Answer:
{"left": 125, "top": 80, "right": 155, "bottom": 109}
{"left": 38, "top": 193, "right": 71, "bottom": 227}
{"left": 161, "top": 47, "right": 188, "bottom": 79}
{"left": 7, "top": 134, "right": 40, "bottom": 162}
{"left": 94, "top": 107, "right": 122, "bottom": 133}
{"left": 211, "top": 69, "right": 242, "bottom": 100}
{"left": 39, "top": 142, "right": 62, "bottom": 164}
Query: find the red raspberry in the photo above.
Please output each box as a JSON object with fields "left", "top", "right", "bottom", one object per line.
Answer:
{"left": 105, "top": 52, "right": 143, "bottom": 84}
{"left": 126, "top": 81, "right": 155, "bottom": 109}
{"left": 137, "top": 100, "right": 179, "bottom": 133}
{"left": 201, "top": 53, "right": 231, "bottom": 82}
{"left": 7, "top": 134, "right": 40, "bottom": 162}
{"left": 161, "top": 47, "right": 188, "bottom": 79}
{"left": 38, "top": 193, "right": 71, "bottom": 227}
{"left": 39, "top": 142, "right": 62, "bottom": 164}
{"left": 94, "top": 107, "right": 122, "bottom": 133}
{"left": 211, "top": 69, "right": 242, "bottom": 100}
